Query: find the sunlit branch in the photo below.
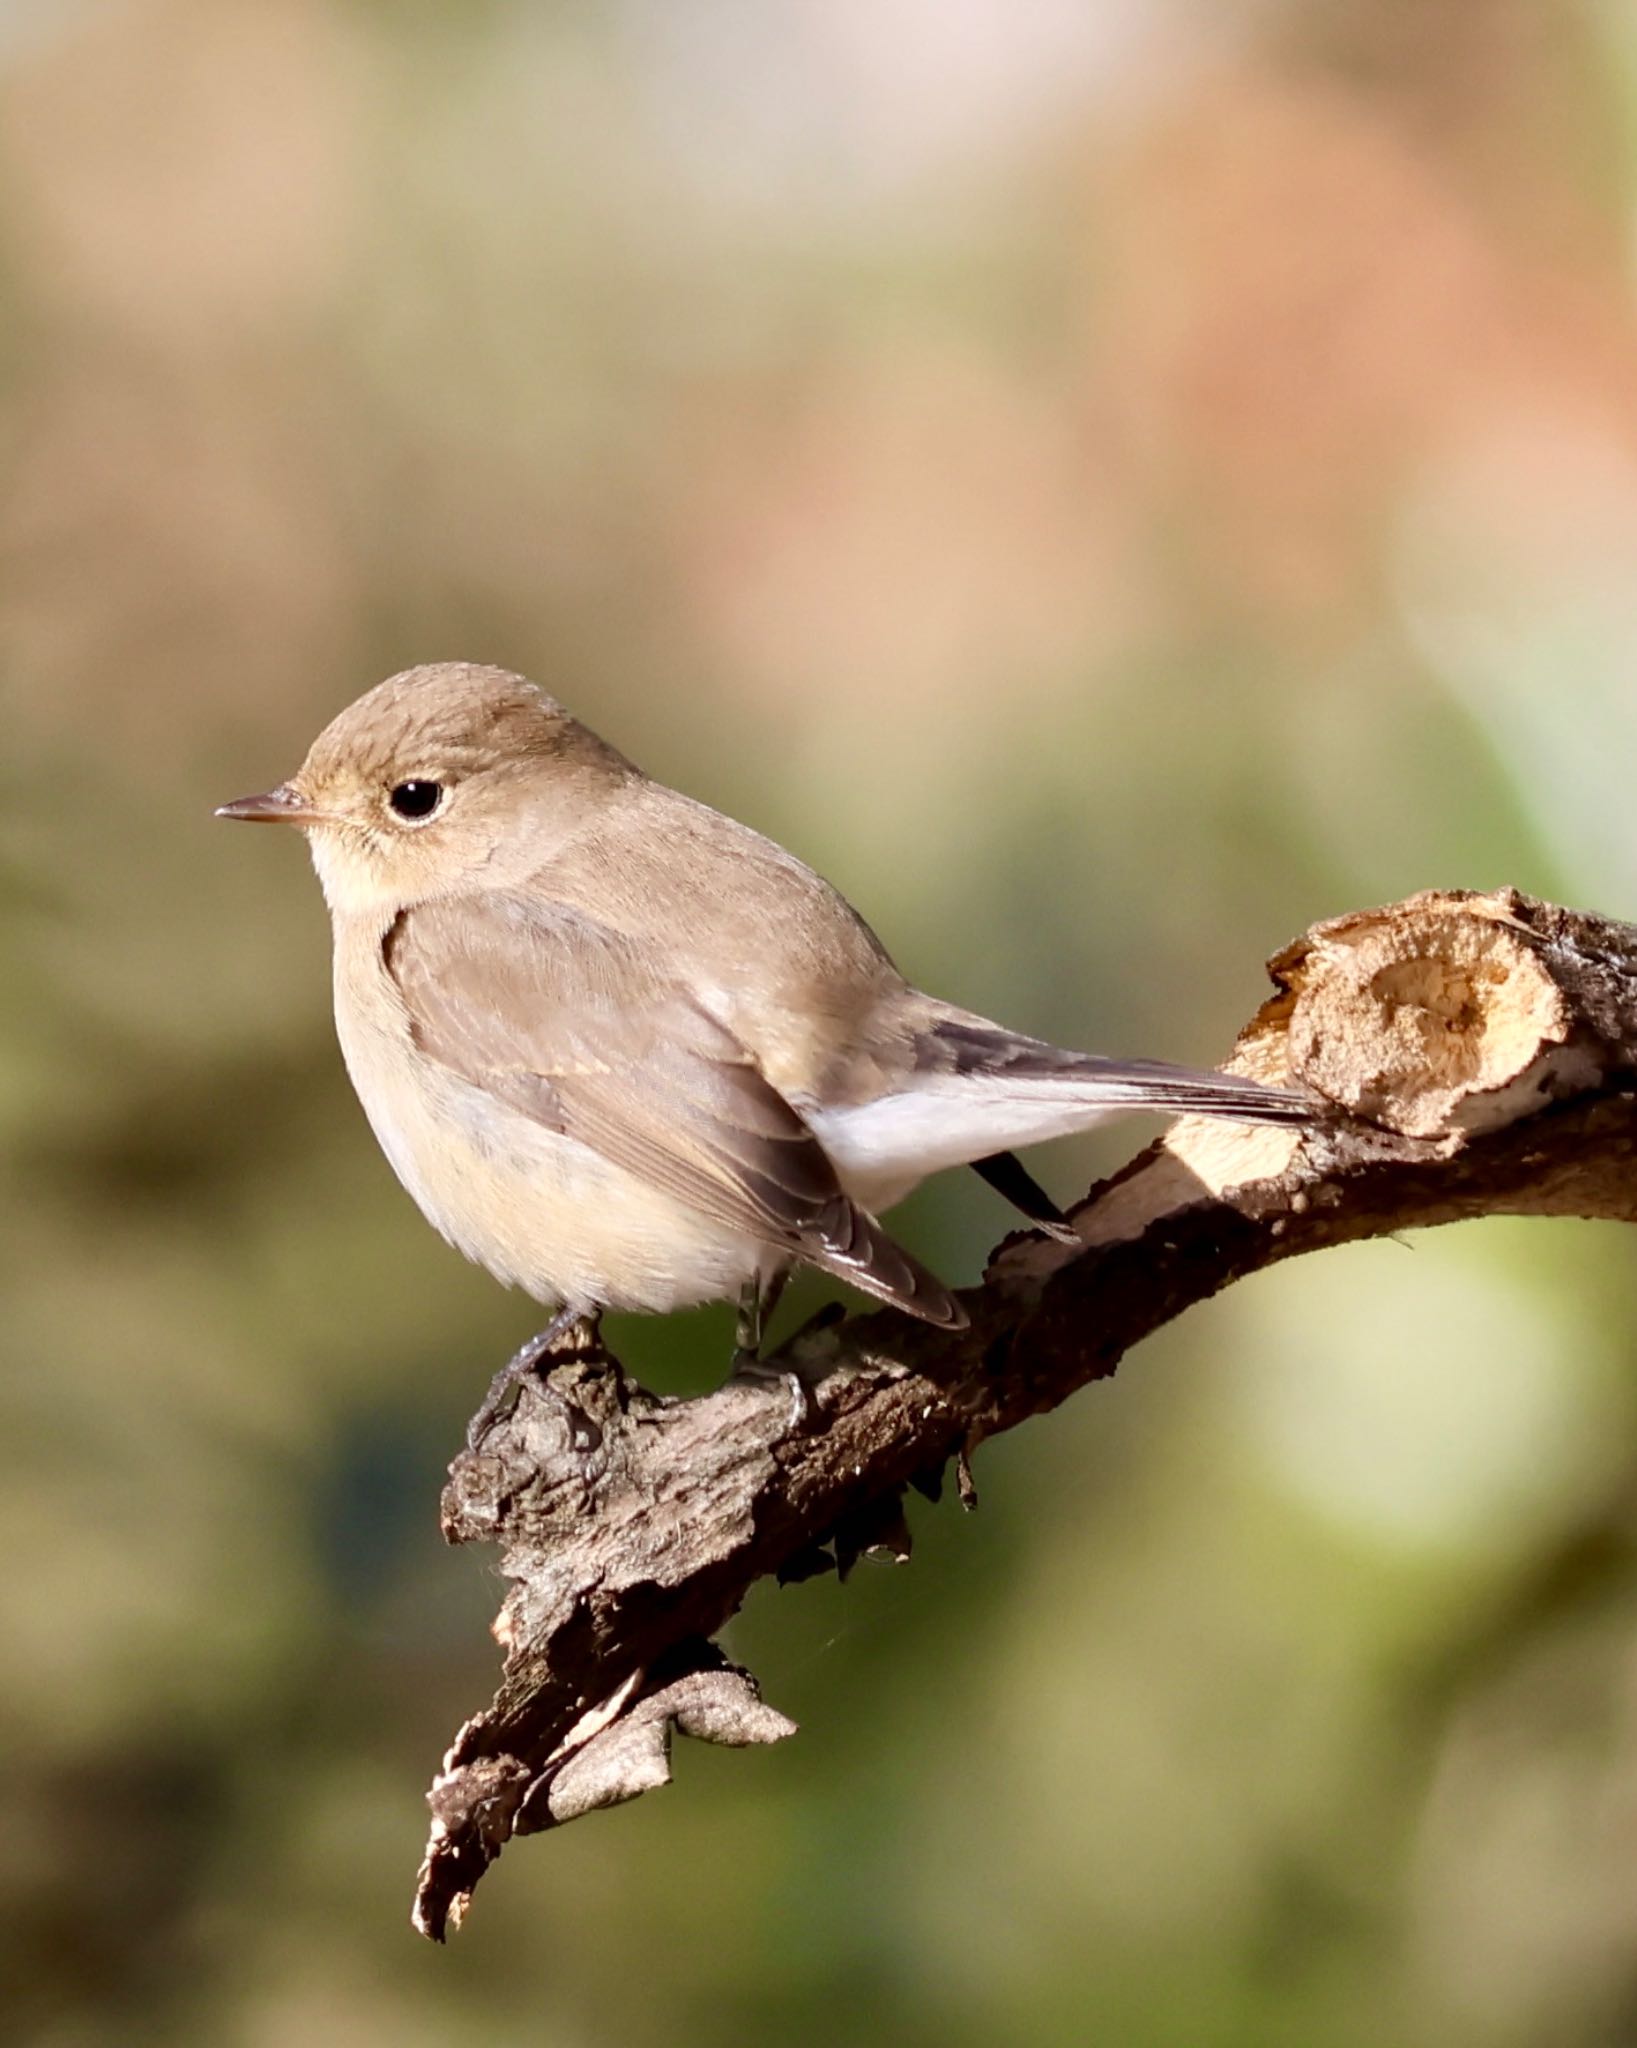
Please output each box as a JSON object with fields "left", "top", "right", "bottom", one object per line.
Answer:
{"left": 413, "top": 889, "right": 1637, "bottom": 1939}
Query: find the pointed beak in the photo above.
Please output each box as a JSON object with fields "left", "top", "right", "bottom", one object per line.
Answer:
{"left": 214, "top": 782, "right": 326, "bottom": 826}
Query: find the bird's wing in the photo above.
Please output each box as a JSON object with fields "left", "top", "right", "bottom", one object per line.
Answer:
{"left": 383, "top": 892, "right": 965, "bottom": 1328}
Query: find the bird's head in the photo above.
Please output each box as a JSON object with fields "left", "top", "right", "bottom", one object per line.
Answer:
{"left": 216, "top": 662, "right": 634, "bottom": 914}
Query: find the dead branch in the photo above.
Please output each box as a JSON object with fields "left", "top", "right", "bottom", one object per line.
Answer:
{"left": 413, "top": 888, "right": 1637, "bottom": 1939}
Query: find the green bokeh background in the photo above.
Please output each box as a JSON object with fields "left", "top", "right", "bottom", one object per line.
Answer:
{"left": 8, "top": 3, "right": 1637, "bottom": 2042}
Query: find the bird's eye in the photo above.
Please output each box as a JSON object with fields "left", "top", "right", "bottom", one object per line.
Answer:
{"left": 388, "top": 779, "right": 444, "bottom": 822}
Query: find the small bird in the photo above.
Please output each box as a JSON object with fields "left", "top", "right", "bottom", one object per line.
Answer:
{"left": 219, "top": 663, "right": 1316, "bottom": 1439}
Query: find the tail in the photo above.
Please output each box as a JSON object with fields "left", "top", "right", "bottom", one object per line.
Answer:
{"left": 808, "top": 1013, "right": 1320, "bottom": 1213}
{"left": 920, "top": 1018, "right": 1315, "bottom": 1126}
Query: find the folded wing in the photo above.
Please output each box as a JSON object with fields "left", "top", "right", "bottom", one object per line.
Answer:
{"left": 383, "top": 892, "right": 966, "bottom": 1329}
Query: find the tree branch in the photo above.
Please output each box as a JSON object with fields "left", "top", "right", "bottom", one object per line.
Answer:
{"left": 412, "top": 888, "right": 1637, "bottom": 1939}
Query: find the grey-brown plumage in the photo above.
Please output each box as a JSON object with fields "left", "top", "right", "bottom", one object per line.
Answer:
{"left": 383, "top": 893, "right": 963, "bottom": 1327}
{"left": 217, "top": 662, "right": 1319, "bottom": 1359}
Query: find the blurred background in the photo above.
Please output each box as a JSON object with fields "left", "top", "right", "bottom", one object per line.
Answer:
{"left": 8, "top": 1, "right": 1637, "bottom": 2042}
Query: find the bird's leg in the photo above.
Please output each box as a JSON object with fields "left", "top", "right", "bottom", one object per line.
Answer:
{"left": 733, "top": 1270, "right": 789, "bottom": 1359}
{"left": 731, "top": 1271, "right": 809, "bottom": 1429}
{"left": 466, "top": 1303, "right": 600, "bottom": 1451}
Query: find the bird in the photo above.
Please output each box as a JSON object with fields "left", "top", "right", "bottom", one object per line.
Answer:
{"left": 218, "top": 662, "right": 1318, "bottom": 1442}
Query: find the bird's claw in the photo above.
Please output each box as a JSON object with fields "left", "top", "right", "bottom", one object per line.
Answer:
{"left": 730, "top": 1351, "right": 812, "bottom": 1433}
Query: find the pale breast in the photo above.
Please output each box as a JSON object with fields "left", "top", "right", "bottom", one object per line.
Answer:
{"left": 329, "top": 916, "right": 771, "bottom": 1314}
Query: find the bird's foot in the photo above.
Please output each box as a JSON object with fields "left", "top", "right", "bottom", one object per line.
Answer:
{"left": 729, "top": 1350, "right": 813, "bottom": 1433}
{"left": 466, "top": 1307, "right": 600, "bottom": 1451}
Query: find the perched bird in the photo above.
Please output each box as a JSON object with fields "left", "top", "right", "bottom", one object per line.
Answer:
{"left": 218, "top": 663, "right": 1316, "bottom": 1439}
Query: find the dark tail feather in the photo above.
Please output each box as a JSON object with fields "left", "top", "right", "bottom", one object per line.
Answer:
{"left": 972, "top": 1150, "right": 1079, "bottom": 1242}
{"left": 922, "top": 1019, "right": 1319, "bottom": 1128}
{"left": 1052, "top": 1057, "right": 1317, "bottom": 1126}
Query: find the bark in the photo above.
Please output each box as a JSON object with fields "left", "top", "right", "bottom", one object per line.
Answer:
{"left": 412, "top": 888, "right": 1637, "bottom": 1940}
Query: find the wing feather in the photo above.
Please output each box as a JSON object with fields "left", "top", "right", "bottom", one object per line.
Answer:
{"left": 384, "top": 895, "right": 966, "bottom": 1329}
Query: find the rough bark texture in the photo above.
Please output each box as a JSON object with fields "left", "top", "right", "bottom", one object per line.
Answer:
{"left": 413, "top": 889, "right": 1637, "bottom": 1939}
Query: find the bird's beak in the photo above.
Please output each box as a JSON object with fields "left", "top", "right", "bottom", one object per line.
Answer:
{"left": 214, "top": 782, "right": 327, "bottom": 826}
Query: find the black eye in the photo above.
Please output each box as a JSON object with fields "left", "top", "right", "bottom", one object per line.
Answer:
{"left": 388, "top": 780, "right": 444, "bottom": 821}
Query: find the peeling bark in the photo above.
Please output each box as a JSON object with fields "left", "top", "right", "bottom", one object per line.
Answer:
{"left": 413, "top": 889, "right": 1637, "bottom": 1940}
